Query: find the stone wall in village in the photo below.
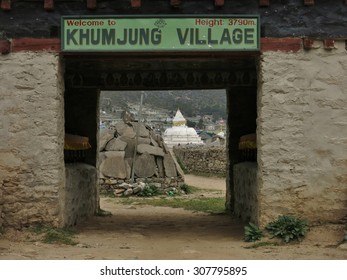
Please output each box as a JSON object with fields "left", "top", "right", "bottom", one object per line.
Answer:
{"left": 0, "top": 52, "right": 64, "bottom": 228}
{"left": 173, "top": 145, "right": 227, "bottom": 177}
{"left": 257, "top": 40, "right": 347, "bottom": 226}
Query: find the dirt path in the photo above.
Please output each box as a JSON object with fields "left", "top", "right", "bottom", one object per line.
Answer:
{"left": 0, "top": 175, "right": 346, "bottom": 260}
{"left": 184, "top": 174, "right": 226, "bottom": 192}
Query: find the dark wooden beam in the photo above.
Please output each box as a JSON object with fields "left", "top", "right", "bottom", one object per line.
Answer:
{"left": 1, "top": 0, "right": 11, "bottom": 11}
{"left": 131, "top": 0, "right": 141, "bottom": 8}
{"left": 0, "top": 40, "right": 11, "bottom": 54}
{"left": 87, "top": 0, "right": 97, "bottom": 10}
{"left": 261, "top": 38, "right": 302, "bottom": 52}
{"left": 215, "top": 0, "right": 224, "bottom": 7}
{"left": 44, "top": 0, "right": 54, "bottom": 11}
{"left": 12, "top": 38, "right": 60, "bottom": 52}
{"left": 259, "top": 0, "right": 269, "bottom": 7}
{"left": 303, "top": 38, "right": 315, "bottom": 49}
{"left": 323, "top": 39, "right": 335, "bottom": 49}
{"left": 170, "top": 0, "right": 181, "bottom": 7}
{"left": 304, "top": 0, "right": 314, "bottom": 5}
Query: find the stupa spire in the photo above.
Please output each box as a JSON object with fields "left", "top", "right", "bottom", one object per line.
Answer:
{"left": 172, "top": 108, "right": 187, "bottom": 127}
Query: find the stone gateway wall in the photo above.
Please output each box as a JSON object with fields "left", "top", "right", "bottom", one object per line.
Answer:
{"left": 173, "top": 146, "right": 227, "bottom": 177}
{"left": 257, "top": 41, "right": 347, "bottom": 226}
{"left": 0, "top": 52, "right": 65, "bottom": 228}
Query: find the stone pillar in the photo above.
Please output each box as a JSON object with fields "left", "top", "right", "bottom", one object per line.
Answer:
{"left": 257, "top": 41, "right": 347, "bottom": 226}
{"left": 0, "top": 52, "right": 65, "bottom": 228}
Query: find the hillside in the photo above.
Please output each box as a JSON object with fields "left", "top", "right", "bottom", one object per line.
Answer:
{"left": 101, "top": 89, "right": 227, "bottom": 121}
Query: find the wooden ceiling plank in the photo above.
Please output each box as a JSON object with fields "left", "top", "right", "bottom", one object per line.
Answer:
{"left": 259, "top": 0, "right": 270, "bottom": 7}
{"left": 44, "top": 0, "right": 54, "bottom": 11}
{"left": 131, "top": 0, "right": 141, "bottom": 8}
{"left": 215, "top": 0, "right": 225, "bottom": 7}
{"left": 1, "top": 0, "right": 11, "bottom": 11}
{"left": 170, "top": 0, "right": 181, "bottom": 7}
{"left": 87, "top": 0, "right": 97, "bottom": 10}
{"left": 304, "top": 0, "right": 314, "bottom": 6}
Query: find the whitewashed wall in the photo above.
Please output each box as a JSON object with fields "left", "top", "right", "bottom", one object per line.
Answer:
{"left": 257, "top": 41, "right": 347, "bottom": 226}
{"left": 0, "top": 52, "right": 65, "bottom": 228}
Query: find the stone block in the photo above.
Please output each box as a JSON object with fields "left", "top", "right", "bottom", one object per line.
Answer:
{"left": 100, "top": 152, "right": 127, "bottom": 179}
{"left": 131, "top": 122, "right": 150, "bottom": 137}
{"left": 134, "top": 152, "right": 156, "bottom": 178}
{"left": 105, "top": 138, "right": 127, "bottom": 151}
{"left": 163, "top": 154, "right": 177, "bottom": 177}
{"left": 121, "top": 126, "right": 136, "bottom": 139}
{"left": 99, "top": 129, "right": 115, "bottom": 151}
{"left": 115, "top": 122, "right": 129, "bottom": 136}
{"left": 137, "top": 144, "right": 165, "bottom": 157}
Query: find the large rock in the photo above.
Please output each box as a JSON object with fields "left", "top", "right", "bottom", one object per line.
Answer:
{"left": 120, "top": 136, "right": 136, "bottom": 158}
{"left": 134, "top": 152, "right": 156, "bottom": 178}
{"left": 105, "top": 138, "right": 127, "bottom": 151}
{"left": 99, "top": 129, "right": 115, "bottom": 151}
{"left": 121, "top": 126, "right": 136, "bottom": 139}
{"left": 163, "top": 154, "right": 177, "bottom": 177}
{"left": 115, "top": 122, "right": 129, "bottom": 136}
{"left": 100, "top": 152, "right": 127, "bottom": 179}
{"left": 131, "top": 122, "right": 150, "bottom": 137}
{"left": 138, "top": 137, "right": 151, "bottom": 145}
{"left": 137, "top": 144, "right": 165, "bottom": 157}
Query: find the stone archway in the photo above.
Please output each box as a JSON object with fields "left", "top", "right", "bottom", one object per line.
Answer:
{"left": 62, "top": 53, "right": 259, "bottom": 226}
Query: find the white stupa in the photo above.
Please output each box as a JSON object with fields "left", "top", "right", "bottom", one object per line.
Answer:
{"left": 163, "top": 109, "right": 203, "bottom": 148}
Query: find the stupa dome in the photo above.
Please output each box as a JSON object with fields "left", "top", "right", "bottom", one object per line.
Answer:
{"left": 163, "top": 109, "right": 203, "bottom": 148}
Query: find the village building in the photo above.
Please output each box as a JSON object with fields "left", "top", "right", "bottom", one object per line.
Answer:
{"left": 0, "top": 1, "right": 346, "bottom": 229}
{"left": 163, "top": 109, "right": 204, "bottom": 148}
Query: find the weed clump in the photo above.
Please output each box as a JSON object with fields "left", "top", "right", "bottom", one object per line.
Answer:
{"left": 244, "top": 222, "right": 263, "bottom": 242}
{"left": 266, "top": 215, "right": 308, "bottom": 243}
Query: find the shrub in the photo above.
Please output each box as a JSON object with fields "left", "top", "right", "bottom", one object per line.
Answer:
{"left": 138, "top": 185, "right": 160, "bottom": 197}
{"left": 266, "top": 215, "right": 308, "bottom": 243}
{"left": 244, "top": 222, "right": 263, "bottom": 242}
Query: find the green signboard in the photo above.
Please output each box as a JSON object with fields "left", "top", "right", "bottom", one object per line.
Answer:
{"left": 61, "top": 16, "right": 260, "bottom": 52}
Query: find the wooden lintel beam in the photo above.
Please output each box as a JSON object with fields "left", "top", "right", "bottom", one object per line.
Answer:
{"left": 259, "top": 0, "right": 269, "bottom": 7}
{"left": 0, "top": 40, "right": 11, "bottom": 54}
{"left": 215, "top": 0, "right": 225, "bottom": 7}
{"left": 304, "top": 0, "right": 314, "bottom": 5}
{"left": 1, "top": 0, "right": 11, "bottom": 11}
{"left": 44, "top": 0, "right": 54, "bottom": 11}
{"left": 131, "top": 0, "right": 141, "bottom": 8}
{"left": 87, "top": 0, "right": 97, "bottom": 10}
{"left": 170, "top": 0, "right": 181, "bottom": 7}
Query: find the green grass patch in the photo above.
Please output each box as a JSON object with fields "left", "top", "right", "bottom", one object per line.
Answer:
{"left": 180, "top": 184, "right": 199, "bottom": 194}
{"left": 30, "top": 224, "right": 77, "bottom": 245}
{"left": 120, "top": 197, "right": 225, "bottom": 214}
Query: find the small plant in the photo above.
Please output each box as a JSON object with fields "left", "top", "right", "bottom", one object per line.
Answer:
{"left": 266, "top": 215, "right": 308, "bottom": 243}
{"left": 42, "top": 228, "right": 78, "bottom": 245}
{"left": 244, "top": 222, "right": 263, "bottom": 242}
{"left": 138, "top": 185, "right": 160, "bottom": 197}
{"left": 180, "top": 184, "right": 197, "bottom": 194}
{"left": 30, "top": 224, "right": 77, "bottom": 245}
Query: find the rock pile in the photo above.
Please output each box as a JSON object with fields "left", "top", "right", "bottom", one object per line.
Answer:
{"left": 99, "top": 120, "right": 184, "bottom": 196}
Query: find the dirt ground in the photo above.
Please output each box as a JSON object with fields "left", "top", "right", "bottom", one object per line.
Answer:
{"left": 0, "top": 175, "right": 346, "bottom": 260}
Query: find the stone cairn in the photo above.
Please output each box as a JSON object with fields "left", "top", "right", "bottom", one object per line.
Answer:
{"left": 99, "top": 120, "right": 184, "bottom": 197}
